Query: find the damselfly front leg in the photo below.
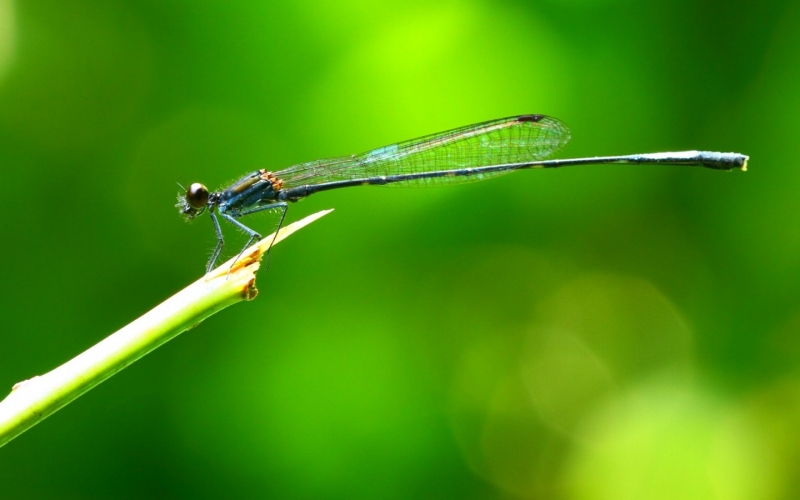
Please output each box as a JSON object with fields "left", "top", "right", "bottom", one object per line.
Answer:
{"left": 220, "top": 202, "right": 288, "bottom": 273}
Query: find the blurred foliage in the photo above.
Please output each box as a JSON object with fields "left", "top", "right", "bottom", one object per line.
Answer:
{"left": 1, "top": 0, "right": 798, "bottom": 498}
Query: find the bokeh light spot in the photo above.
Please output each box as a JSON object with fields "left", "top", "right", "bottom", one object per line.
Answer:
{"left": 0, "top": 0, "right": 16, "bottom": 82}
{"left": 565, "top": 380, "right": 779, "bottom": 500}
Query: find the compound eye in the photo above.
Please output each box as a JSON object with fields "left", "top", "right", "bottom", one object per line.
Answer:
{"left": 186, "top": 183, "right": 209, "bottom": 209}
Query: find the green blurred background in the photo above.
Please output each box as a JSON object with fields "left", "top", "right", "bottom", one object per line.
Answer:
{"left": 0, "top": 0, "right": 798, "bottom": 498}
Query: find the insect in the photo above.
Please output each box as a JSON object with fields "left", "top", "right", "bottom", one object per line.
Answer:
{"left": 177, "top": 114, "right": 747, "bottom": 272}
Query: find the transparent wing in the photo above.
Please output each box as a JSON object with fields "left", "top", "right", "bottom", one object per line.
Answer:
{"left": 277, "top": 115, "right": 570, "bottom": 188}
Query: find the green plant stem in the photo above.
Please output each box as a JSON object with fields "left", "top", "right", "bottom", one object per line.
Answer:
{"left": 0, "top": 209, "right": 333, "bottom": 449}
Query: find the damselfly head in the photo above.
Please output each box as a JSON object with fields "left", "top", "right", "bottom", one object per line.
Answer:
{"left": 177, "top": 183, "right": 209, "bottom": 219}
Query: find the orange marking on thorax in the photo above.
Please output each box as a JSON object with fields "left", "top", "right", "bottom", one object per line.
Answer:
{"left": 260, "top": 170, "right": 284, "bottom": 191}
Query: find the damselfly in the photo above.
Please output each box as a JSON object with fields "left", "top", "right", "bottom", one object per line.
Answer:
{"left": 177, "top": 114, "right": 747, "bottom": 272}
